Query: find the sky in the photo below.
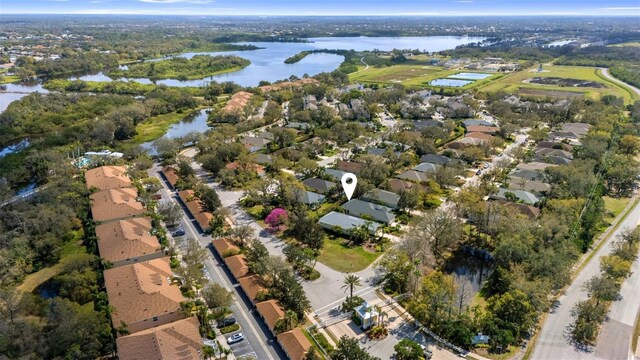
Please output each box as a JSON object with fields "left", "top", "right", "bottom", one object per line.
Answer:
{"left": 2, "top": 0, "right": 640, "bottom": 16}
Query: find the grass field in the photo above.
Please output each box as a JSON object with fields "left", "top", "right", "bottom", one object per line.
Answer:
{"left": 318, "top": 236, "right": 381, "bottom": 273}
{"left": 349, "top": 63, "right": 503, "bottom": 89}
{"left": 609, "top": 41, "right": 640, "bottom": 47}
{"left": 603, "top": 196, "right": 632, "bottom": 225}
{"left": 0, "top": 75, "right": 20, "bottom": 84}
{"left": 477, "top": 64, "right": 637, "bottom": 103}
{"left": 18, "top": 231, "right": 85, "bottom": 293}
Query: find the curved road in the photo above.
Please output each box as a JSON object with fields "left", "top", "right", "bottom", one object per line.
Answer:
{"left": 600, "top": 68, "right": 640, "bottom": 98}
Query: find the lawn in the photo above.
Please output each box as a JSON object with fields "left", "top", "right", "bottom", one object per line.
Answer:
{"left": 603, "top": 196, "right": 631, "bottom": 225}
{"left": 609, "top": 41, "right": 640, "bottom": 47}
{"left": 0, "top": 74, "right": 20, "bottom": 84}
{"left": 18, "top": 231, "right": 85, "bottom": 293}
{"left": 478, "top": 64, "right": 637, "bottom": 104}
{"left": 317, "top": 236, "right": 382, "bottom": 273}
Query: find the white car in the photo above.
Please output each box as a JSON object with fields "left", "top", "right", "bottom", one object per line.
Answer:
{"left": 227, "top": 332, "right": 244, "bottom": 344}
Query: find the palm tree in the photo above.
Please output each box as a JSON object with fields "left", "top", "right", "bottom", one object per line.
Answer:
{"left": 375, "top": 305, "right": 388, "bottom": 327}
{"left": 202, "top": 345, "right": 215, "bottom": 360}
{"left": 341, "top": 274, "right": 361, "bottom": 299}
{"left": 275, "top": 310, "right": 298, "bottom": 333}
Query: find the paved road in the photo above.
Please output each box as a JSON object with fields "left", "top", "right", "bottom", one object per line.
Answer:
{"left": 153, "top": 166, "right": 284, "bottom": 360}
{"left": 531, "top": 199, "right": 640, "bottom": 360}
{"left": 600, "top": 68, "right": 640, "bottom": 98}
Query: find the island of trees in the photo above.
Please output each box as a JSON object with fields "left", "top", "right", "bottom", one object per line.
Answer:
{"left": 107, "top": 55, "right": 251, "bottom": 81}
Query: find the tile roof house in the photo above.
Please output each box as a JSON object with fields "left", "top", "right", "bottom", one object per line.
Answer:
{"left": 211, "top": 238, "right": 240, "bottom": 258}
{"left": 465, "top": 125, "right": 500, "bottom": 134}
{"left": 336, "top": 160, "right": 364, "bottom": 175}
{"left": 489, "top": 188, "right": 540, "bottom": 205}
{"left": 160, "top": 167, "right": 179, "bottom": 189}
{"left": 224, "top": 254, "right": 249, "bottom": 280}
{"left": 85, "top": 165, "right": 131, "bottom": 190}
{"left": 491, "top": 200, "right": 541, "bottom": 219}
{"left": 241, "top": 137, "right": 271, "bottom": 153}
{"left": 341, "top": 199, "right": 396, "bottom": 224}
{"left": 104, "top": 257, "right": 185, "bottom": 334}
{"left": 90, "top": 188, "right": 144, "bottom": 223}
{"left": 238, "top": 275, "right": 267, "bottom": 303}
{"left": 115, "top": 316, "right": 202, "bottom": 360}
{"left": 302, "top": 178, "right": 337, "bottom": 194}
{"left": 397, "top": 170, "right": 429, "bottom": 183}
{"left": 96, "top": 217, "right": 163, "bottom": 268}
{"left": 465, "top": 132, "right": 494, "bottom": 141}
{"left": 318, "top": 211, "right": 381, "bottom": 235}
{"left": 387, "top": 178, "right": 420, "bottom": 194}
{"left": 413, "top": 162, "right": 438, "bottom": 173}
{"left": 255, "top": 300, "right": 285, "bottom": 334}
{"left": 222, "top": 91, "right": 253, "bottom": 113}
{"left": 193, "top": 212, "right": 214, "bottom": 233}
{"left": 362, "top": 189, "right": 400, "bottom": 209}
{"left": 277, "top": 328, "right": 313, "bottom": 360}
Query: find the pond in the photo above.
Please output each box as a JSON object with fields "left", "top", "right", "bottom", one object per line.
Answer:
{"left": 141, "top": 108, "right": 212, "bottom": 155}
{"left": 0, "top": 138, "right": 30, "bottom": 158}
{"left": 430, "top": 78, "right": 474, "bottom": 87}
{"left": 447, "top": 72, "right": 493, "bottom": 80}
{"left": 0, "top": 82, "right": 49, "bottom": 113}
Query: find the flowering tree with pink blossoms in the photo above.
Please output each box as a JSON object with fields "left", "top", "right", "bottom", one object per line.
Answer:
{"left": 265, "top": 208, "right": 288, "bottom": 232}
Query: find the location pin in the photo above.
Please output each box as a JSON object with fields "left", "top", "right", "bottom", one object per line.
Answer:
{"left": 341, "top": 173, "right": 358, "bottom": 200}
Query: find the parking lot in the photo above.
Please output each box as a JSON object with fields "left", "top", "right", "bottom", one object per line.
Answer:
{"left": 226, "top": 330, "right": 258, "bottom": 359}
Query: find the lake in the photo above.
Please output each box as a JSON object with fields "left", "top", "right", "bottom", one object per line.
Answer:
{"left": 141, "top": 108, "right": 211, "bottom": 154}
{"left": 430, "top": 78, "right": 473, "bottom": 87}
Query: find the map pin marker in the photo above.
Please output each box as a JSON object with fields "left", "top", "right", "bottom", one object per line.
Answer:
{"left": 341, "top": 173, "right": 358, "bottom": 200}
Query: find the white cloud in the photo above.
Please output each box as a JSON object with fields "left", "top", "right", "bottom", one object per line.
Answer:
{"left": 599, "top": 7, "right": 640, "bottom": 10}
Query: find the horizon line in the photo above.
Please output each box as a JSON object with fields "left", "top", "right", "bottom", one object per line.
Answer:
{"left": 2, "top": 13, "right": 640, "bottom": 17}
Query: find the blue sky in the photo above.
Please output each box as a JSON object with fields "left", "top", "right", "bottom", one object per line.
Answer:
{"left": 3, "top": 0, "right": 640, "bottom": 16}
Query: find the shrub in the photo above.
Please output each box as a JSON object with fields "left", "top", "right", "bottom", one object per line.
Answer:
{"left": 366, "top": 325, "right": 388, "bottom": 339}
{"left": 342, "top": 296, "right": 365, "bottom": 312}
{"left": 219, "top": 324, "right": 240, "bottom": 334}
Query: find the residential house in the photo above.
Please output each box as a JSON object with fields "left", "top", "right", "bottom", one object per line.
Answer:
{"left": 302, "top": 178, "right": 337, "bottom": 194}
{"left": 193, "top": 212, "right": 214, "bottom": 233}
{"left": 211, "top": 238, "right": 240, "bottom": 258}
{"left": 411, "top": 120, "right": 442, "bottom": 130}
{"left": 465, "top": 125, "right": 500, "bottom": 134}
{"left": 336, "top": 160, "right": 364, "bottom": 175}
{"left": 222, "top": 91, "right": 253, "bottom": 114}
{"left": 495, "top": 200, "right": 541, "bottom": 219}
{"left": 465, "top": 132, "right": 494, "bottom": 141}
{"left": 303, "top": 95, "right": 317, "bottom": 111}
{"left": 324, "top": 169, "right": 348, "bottom": 182}
{"left": 255, "top": 300, "right": 285, "bottom": 335}
{"left": 238, "top": 275, "right": 267, "bottom": 303}
{"left": 277, "top": 328, "right": 313, "bottom": 360}
{"left": 397, "top": 170, "right": 429, "bottom": 183}
{"left": 462, "top": 119, "right": 494, "bottom": 127}
{"left": 341, "top": 199, "right": 396, "bottom": 224}
{"left": 362, "top": 189, "right": 400, "bottom": 209}
{"left": 489, "top": 188, "right": 540, "bottom": 205}
{"left": 90, "top": 188, "right": 144, "bottom": 223}
{"left": 241, "top": 136, "right": 271, "bottom": 153}
{"left": 254, "top": 154, "right": 273, "bottom": 165}
{"left": 115, "top": 317, "right": 203, "bottom": 360}
{"left": 296, "top": 189, "right": 326, "bottom": 208}
{"left": 104, "top": 257, "right": 185, "bottom": 334}
{"left": 413, "top": 162, "right": 438, "bottom": 173}
{"left": 160, "top": 167, "right": 179, "bottom": 189}
{"left": 419, "top": 154, "right": 457, "bottom": 166}
{"left": 95, "top": 217, "right": 163, "bottom": 268}
{"left": 516, "top": 162, "right": 558, "bottom": 171}
{"left": 225, "top": 254, "right": 250, "bottom": 280}
{"left": 507, "top": 179, "right": 551, "bottom": 195}
{"left": 387, "top": 179, "right": 420, "bottom": 194}
{"left": 509, "top": 169, "right": 546, "bottom": 182}
{"left": 285, "top": 122, "right": 311, "bottom": 131}
{"left": 85, "top": 165, "right": 131, "bottom": 191}
{"left": 318, "top": 211, "right": 381, "bottom": 235}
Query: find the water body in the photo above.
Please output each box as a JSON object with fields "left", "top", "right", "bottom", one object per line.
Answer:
{"left": 0, "top": 138, "right": 30, "bottom": 158}
{"left": 546, "top": 39, "right": 578, "bottom": 47}
{"left": 141, "top": 108, "right": 211, "bottom": 154}
{"left": 0, "top": 82, "right": 49, "bottom": 112}
{"left": 430, "top": 78, "right": 473, "bottom": 87}
{"left": 447, "top": 72, "right": 492, "bottom": 80}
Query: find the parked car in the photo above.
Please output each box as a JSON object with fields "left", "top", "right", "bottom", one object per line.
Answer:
{"left": 171, "top": 228, "right": 186, "bottom": 237}
{"left": 227, "top": 333, "right": 244, "bottom": 344}
{"left": 483, "top": 163, "right": 490, "bottom": 169}
{"left": 420, "top": 345, "right": 433, "bottom": 359}
{"left": 476, "top": 169, "right": 482, "bottom": 176}
{"left": 217, "top": 316, "right": 236, "bottom": 328}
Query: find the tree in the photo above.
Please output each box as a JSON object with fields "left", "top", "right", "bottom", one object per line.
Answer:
{"left": 487, "top": 289, "right": 537, "bottom": 340}
{"left": 377, "top": 248, "right": 413, "bottom": 294}
{"left": 394, "top": 338, "right": 424, "bottom": 360}
{"left": 454, "top": 275, "right": 473, "bottom": 314}
{"left": 245, "top": 239, "right": 269, "bottom": 274}
{"left": 274, "top": 309, "right": 298, "bottom": 333}
{"left": 177, "top": 158, "right": 196, "bottom": 178}
{"left": 153, "top": 137, "right": 179, "bottom": 159}
{"left": 341, "top": 274, "right": 361, "bottom": 299}
{"left": 331, "top": 336, "right": 381, "bottom": 360}
{"left": 584, "top": 275, "right": 620, "bottom": 305}
{"left": 175, "top": 237, "right": 207, "bottom": 292}
{"left": 411, "top": 209, "right": 463, "bottom": 265}
{"left": 600, "top": 255, "right": 632, "bottom": 280}
{"left": 158, "top": 201, "right": 183, "bottom": 226}
{"left": 271, "top": 127, "right": 297, "bottom": 149}
{"left": 202, "top": 282, "right": 234, "bottom": 310}
{"left": 398, "top": 188, "right": 421, "bottom": 213}
{"left": 265, "top": 208, "right": 288, "bottom": 232}
{"left": 287, "top": 207, "right": 324, "bottom": 250}
{"left": 570, "top": 299, "right": 607, "bottom": 346}
{"left": 228, "top": 225, "right": 255, "bottom": 247}
{"left": 195, "top": 184, "right": 221, "bottom": 212}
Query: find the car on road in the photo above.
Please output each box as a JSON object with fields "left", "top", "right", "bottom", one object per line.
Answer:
{"left": 483, "top": 163, "right": 490, "bottom": 169}
{"left": 476, "top": 169, "right": 482, "bottom": 176}
{"left": 227, "top": 333, "right": 244, "bottom": 344}
{"left": 171, "top": 228, "right": 186, "bottom": 237}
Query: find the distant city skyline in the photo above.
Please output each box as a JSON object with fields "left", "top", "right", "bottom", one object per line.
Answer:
{"left": 4, "top": 0, "right": 640, "bottom": 16}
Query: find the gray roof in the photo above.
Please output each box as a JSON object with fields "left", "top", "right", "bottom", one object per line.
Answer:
{"left": 489, "top": 188, "right": 540, "bottom": 205}
{"left": 560, "top": 122, "right": 591, "bottom": 137}
{"left": 462, "top": 119, "right": 494, "bottom": 127}
{"left": 507, "top": 179, "right": 551, "bottom": 195}
{"left": 297, "top": 190, "right": 326, "bottom": 205}
{"left": 516, "top": 162, "right": 558, "bottom": 171}
{"left": 397, "top": 170, "right": 429, "bottom": 183}
{"left": 509, "top": 169, "right": 545, "bottom": 182}
{"left": 318, "top": 211, "right": 380, "bottom": 234}
{"left": 324, "top": 168, "right": 348, "bottom": 181}
{"left": 413, "top": 162, "right": 438, "bottom": 173}
{"left": 412, "top": 120, "right": 442, "bottom": 129}
{"left": 362, "top": 189, "right": 400, "bottom": 209}
{"left": 419, "top": 154, "right": 456, "bottom": 165}
{"left": 302, "top": 177, "right": 337, "bottom": 194}
{"left": 254, "top": 154, "right": 273, "bottom": 165}
{"left": 341, "top": 199, "right": 396, "bottom": 224}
